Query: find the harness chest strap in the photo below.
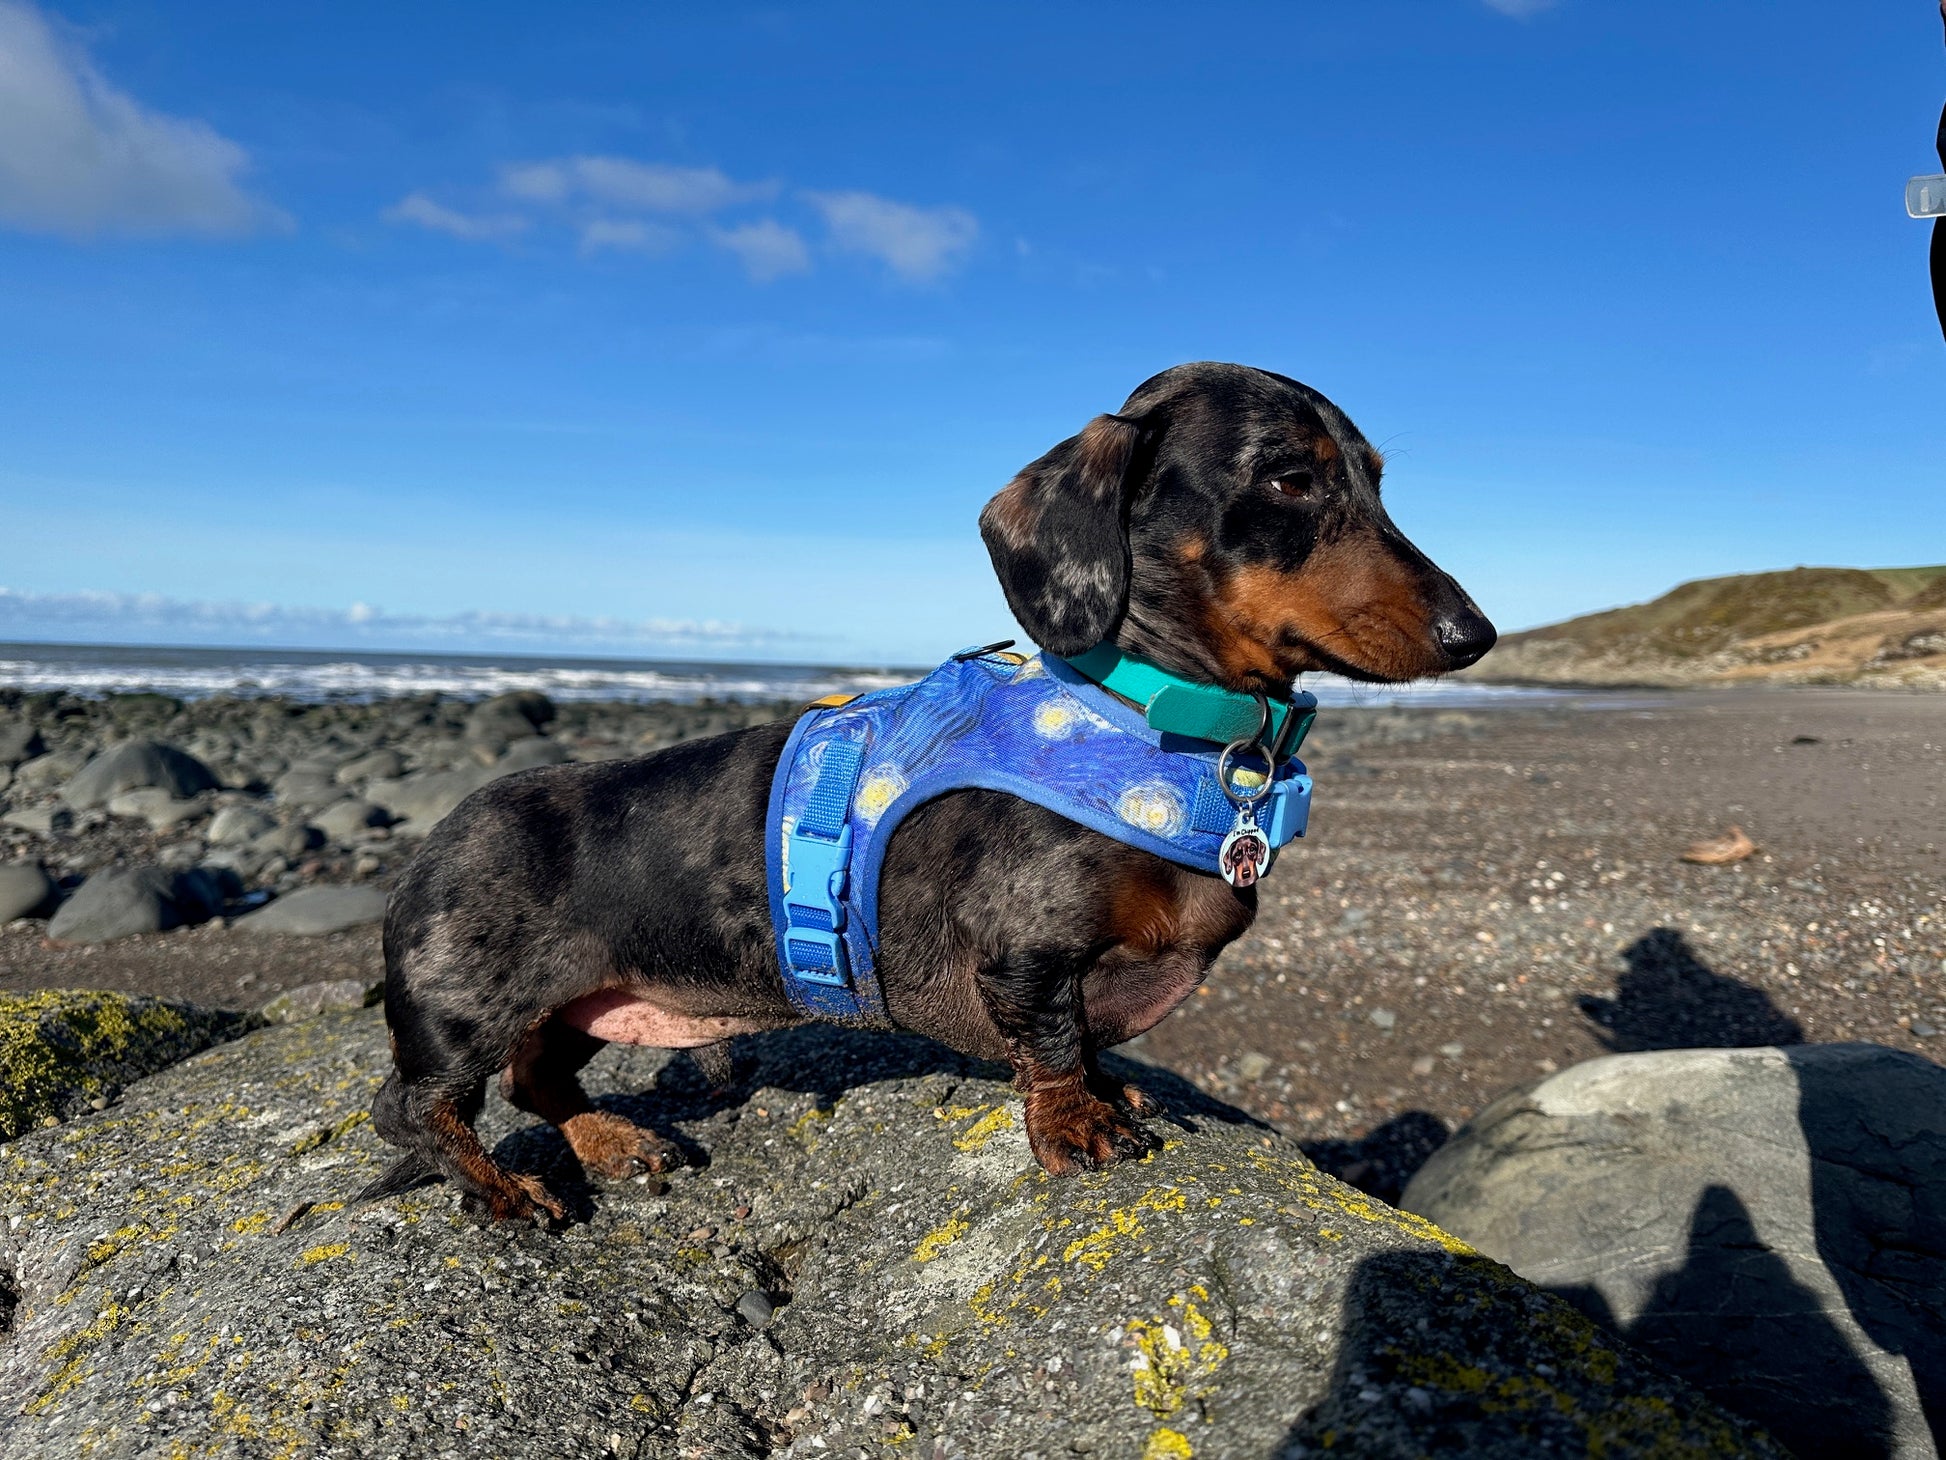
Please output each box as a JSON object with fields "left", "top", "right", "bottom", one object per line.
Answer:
{"left": 765, "top": 649, "right": 1315, "bottom": 1027}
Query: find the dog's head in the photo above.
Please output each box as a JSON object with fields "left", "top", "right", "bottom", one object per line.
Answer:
{"left": 980, "top": 362, "right": 1495, "bottom": 690}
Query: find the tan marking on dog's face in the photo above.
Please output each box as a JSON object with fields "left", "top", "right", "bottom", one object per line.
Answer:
{"left": 1206, "top": 538, "right": 1449, "bottom": 684}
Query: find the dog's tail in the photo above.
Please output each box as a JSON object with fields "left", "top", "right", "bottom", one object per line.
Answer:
{"left": 353, "top": 1153, "right": 438, "bottom": 1205}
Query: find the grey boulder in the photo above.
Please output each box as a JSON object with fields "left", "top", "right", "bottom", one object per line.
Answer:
{"left": 205, "top": 803, "right": 277, "bottom": 846}
{"left": 103, "top": 787, "right": 206, "bottom": 830}
{"left": 334, "top": 747, "right": 405, "bottom": 785}
{"left": 45, "top": 865, "right": 225, "bottom": 943}
{"left": 0, "top": 1010, "right": 1784, "bottom": 1460}
{"left": 1403, "top": 1044, "right": 1946, "bottom": 1460}
{"left": 259, "top": 977, "right": 380, "bottom": 1022}
{"left": 0, "top": 720, "right": 45, "bottom": 766}
{"left": 366, "top": 765, "right": 493, "bottom": 835}
{"left": 0, "top": 805, "right": 74, "bottom": 838}
{"left": 310, "top": 798, "right": 391, "bottom": 842}
{"left": 10, "top": 749, "right": 86, "bottom": 793}
{"left": 269, "top": 766, "right": 343, "bottom": 808}
{"left": 496, "top": 736, "right": 571, "bottom": 772}
{"left": 0, "top": 862, "right": 57, "bottom": 922}
{"left": 236, "top": 884, "right": 388, "bottom": 936}
{"left": 60, "top": 739, "right": 218, "bottom": 809}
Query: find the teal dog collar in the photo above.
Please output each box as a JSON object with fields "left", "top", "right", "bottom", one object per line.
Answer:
{"left": 1059, "top": 643, "right": 1316, "bottom": 755}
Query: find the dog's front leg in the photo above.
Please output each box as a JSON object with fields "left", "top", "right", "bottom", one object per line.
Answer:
{"left": 975, "top": 949, "right": 1161, "bottom": 1174}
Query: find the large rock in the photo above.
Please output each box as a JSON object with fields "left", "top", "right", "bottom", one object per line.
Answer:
{"left": 236, "top": 884, "right": 388, "bottom": 936}
{"left": 205, "top": 802, "right": 277, "bottom": 846}
{"left": 0, "top": 1009, "right": 1783, "bottom": 1459}
{"left": 9, "top": 748, "right": 86, "bottom": 794}
{"left": 1403, "top": 1044, "right": 1946, "bottom": 1460}
{"left": 60, "top": 743, "right": 218, "bottom": 813}
{"left": 0, "top": 720, "right": 45, "bottom": 766}
{"left": 0, "top": 989, "right": 252, "bottom": 1141}
{"left": 44, "top": 865, "right": 225, "bottom": 943}
{"left": 103, "top": 787, "right": 206, "bottom": 831}
{"left": 60, "top": 739, "right": 219, "bottom": 810}
{"left": 310, "top": 797, "right": 391, "bottom": 842}
{"left": 466, "top": 689, "right": 555, "bottom": 748}
{"left": 366, "top": 765, "right": 494, "bottom": 834}
{"left": 334, "top": 747, "right": 405, "bottom": 785}
{"left": 0, "top": 862, "right": 57, "bottom": 922}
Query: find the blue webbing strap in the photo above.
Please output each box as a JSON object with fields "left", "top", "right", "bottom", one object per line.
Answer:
{"left": 782, "top": 739, "right": 864, "bottom": 988}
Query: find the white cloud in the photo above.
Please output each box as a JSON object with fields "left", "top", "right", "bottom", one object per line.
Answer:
{"left": 802, "top": 189, "right": 978, "bottom": 281}
{"left": 0, "top": 0, "right": 286, "bottom": 238}
{"left": 578, "top": 216, "right": 682, "bottom": 255}
{"left": 501, "top": 156, "right": 775, "bottom": 214}
{"left": 0, "top": 586, "right": 807, "bottom": 651}
{"left": 1480, "top": 0, "right": 1557, "bottom": 15}
{"left": 383, "top": 191, "right": 529, "bottom": 242}
{"left": 708, "top": 218, "right": 810, "bottom": 281}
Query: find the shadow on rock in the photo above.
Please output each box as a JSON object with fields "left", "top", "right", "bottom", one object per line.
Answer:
{"left": 1282, "top": 1248, "right": 1790, "bottom": 1458}
{"left": 1552, "top": 1184, "right": 1893, "bottom": 1460}
{"left": 489, "top": 1023, "right": 1266, "bottom": 1204}
{"left": 1578, "top": 927, "right": 1804, "bottom": 1051}
{"left": 1793, "top": 1048, "right": 1946, "bottom": 1454}
{"left": 1301, "top": 1111, "right": 1450, "bottom": 1205}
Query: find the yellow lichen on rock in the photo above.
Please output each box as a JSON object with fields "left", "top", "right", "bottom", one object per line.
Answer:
{"left": 951, "top": 1106, "right": 1015, "bottom": 1152}
{"left": 911, "top": 1214, "right": 970, "bottom": 1262}
{"left": 0, "top": 990, "right": 237, "bottom": 1143}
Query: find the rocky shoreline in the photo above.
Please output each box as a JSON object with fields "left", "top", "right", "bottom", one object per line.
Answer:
{"left": 3, "top": 683, "right": 1944, "bottom": 1453}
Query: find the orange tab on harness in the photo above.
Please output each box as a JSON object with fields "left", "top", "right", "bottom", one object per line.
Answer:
{"left": 807, "top": 692, "right": 859, "bottom": 710}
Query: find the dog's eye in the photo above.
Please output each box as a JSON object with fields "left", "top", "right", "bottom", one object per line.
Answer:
{"left": 1270, "top": 471, "right": 1315, "bottom": 499}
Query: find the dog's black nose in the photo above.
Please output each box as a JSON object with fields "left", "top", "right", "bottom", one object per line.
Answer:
{"left": 1435, "top": 609, "right": 1497, "bottom": 670}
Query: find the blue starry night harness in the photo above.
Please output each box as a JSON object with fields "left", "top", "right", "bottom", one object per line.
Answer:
{"left": 763, "top": 646, "right": 1315, "bottom": 1027}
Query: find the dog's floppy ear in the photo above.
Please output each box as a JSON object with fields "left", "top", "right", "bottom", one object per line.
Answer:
{"left": 979, "top": 412, "right": 1143, "bottom": 656}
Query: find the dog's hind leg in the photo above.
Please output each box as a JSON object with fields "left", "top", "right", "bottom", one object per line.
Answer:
{"left": 500, "top": 1016, "right": 685, "bottom": 1181}
{"left": 368, "top": 1067, "right": 566, "bottom": 1224}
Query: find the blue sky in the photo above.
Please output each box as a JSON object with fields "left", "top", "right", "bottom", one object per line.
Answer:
{"left": 1, "top": 0, "right": 1942, "bottom": 667}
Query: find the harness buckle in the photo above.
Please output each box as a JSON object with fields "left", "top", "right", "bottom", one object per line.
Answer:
{"left": 783, "top": 823, "right": 853, "bottom": 987}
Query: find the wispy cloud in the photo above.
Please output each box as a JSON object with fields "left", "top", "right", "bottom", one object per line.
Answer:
{"left": 0, "top": 587, "right": 814, "bottom": 652}
{"left": 802, "top": 189, "right": 978, "bottom": 281}
{"left": 384, "top": 191, "right": 528, "bottom": 242}
{"left": 0, "top": 0, "right": 287, "bottom": 238}
{"left": 394, "top": 152, "right": 978, "bottom": 283}
{"left": 502, "top": 156, "right": 777, "bottom": 214}
{"left": 1480, "top": 0, "right": 1558, "bottom": 15}
{"left": 708, "top": 218, "right": 810, "bottom": 281}
{"left": 577, "top": 216, "right": 681, "bottom": 255}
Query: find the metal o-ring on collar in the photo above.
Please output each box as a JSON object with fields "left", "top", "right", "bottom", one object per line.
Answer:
{"left": 1217, "top": 738, "right": 1274, "bottom": 808}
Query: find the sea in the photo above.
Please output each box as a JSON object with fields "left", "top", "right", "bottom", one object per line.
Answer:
{"left": 0, "top": 641, "right": 1572, "bottom": 710}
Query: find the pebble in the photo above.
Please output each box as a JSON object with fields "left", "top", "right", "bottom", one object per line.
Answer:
{"left": 735, "top": 1289, "right": 775, "bottom": 1328}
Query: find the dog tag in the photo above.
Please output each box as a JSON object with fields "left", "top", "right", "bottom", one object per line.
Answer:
{"left": 1219, "top": 805, "right": 1272, "bottom": 888}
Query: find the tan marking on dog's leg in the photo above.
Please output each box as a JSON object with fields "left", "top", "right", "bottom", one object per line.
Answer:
{"left": 425, "top": 1098, "right": 565, "bottom": 1223}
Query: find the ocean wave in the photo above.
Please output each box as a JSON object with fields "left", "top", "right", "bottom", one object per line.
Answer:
{"left": 0, "top": 653, "right": 913, "bottom": 705}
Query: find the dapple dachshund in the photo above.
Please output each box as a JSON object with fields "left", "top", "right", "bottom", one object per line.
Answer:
{"left": 363, "top": 361, "right": 1494, "bottom": 1223}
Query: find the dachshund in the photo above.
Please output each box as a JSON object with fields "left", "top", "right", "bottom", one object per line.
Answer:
{"left": 363, "top": 361, "right": 1494, "bottom": 1224}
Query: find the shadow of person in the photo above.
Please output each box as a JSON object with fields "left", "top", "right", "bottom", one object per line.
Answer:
{"left": 1280, "top": 1246, "right": 1791, "bottom": 1457}
{"left": 1792, "top": 1046, "right": 1946, "bottom": 1455}
{"left": 1577, "top": 927, "right": 1804, "bottom": 1052}
{"left": 1550, "top": 1184, "right": 1893, "bottom": 1460}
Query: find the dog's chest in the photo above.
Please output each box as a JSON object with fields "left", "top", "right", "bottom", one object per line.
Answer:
{"left": 1083, "top": 873, "right": 1252, "bottom": 1043}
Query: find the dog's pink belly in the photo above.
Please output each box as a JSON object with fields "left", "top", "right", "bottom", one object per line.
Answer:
{"left": 558, "top": 989, "right": 776, "bottom": 1047}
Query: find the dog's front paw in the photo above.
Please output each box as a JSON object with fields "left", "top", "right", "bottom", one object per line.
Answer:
{"left": 562, "top": 1111, "right": 687, "bottom": 1181}
{"left": 1025, "top": 1086, "right": 1161, "bottom": 1175}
